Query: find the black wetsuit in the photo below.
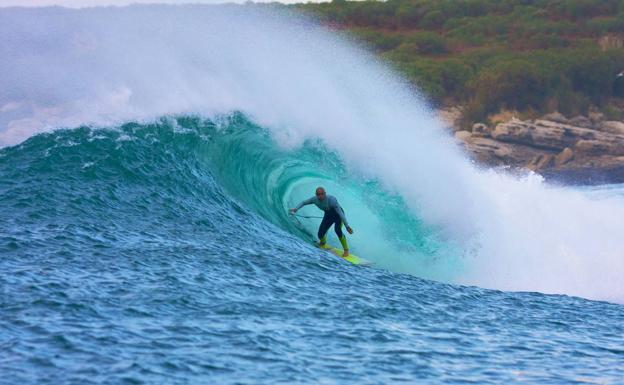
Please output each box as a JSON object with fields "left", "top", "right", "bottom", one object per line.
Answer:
{"left": 295, "top": 195, "right": 349, "bottom": 242}
{"left": 318, "top": 208, "right": 344, "bottom": 240}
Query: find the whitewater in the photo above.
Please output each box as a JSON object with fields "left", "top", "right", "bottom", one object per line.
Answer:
{"left": 1, "top": 4, "right": 623, "bottom": 384}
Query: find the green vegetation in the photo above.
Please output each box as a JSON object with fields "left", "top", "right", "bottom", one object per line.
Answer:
{"left": 293, "top": 0, "right": 624, "bottom": 125}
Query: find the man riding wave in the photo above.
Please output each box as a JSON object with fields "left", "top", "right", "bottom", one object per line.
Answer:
{"left": 290, "top": 187, "right": 354, "bottom": 257}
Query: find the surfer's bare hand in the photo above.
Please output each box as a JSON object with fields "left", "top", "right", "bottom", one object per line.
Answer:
{"left": 346, "top": 226, "right": 353, "bottom": 234}
{"left": 289, "top": 208, "right": 297, "bottom": 214}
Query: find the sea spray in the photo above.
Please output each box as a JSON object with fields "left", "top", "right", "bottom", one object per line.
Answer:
{"left": 1, "top": 4, "right": 624, "bottom": 301}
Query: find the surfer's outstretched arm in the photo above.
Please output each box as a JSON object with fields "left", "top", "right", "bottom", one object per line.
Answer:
{"left": 290, "top": 197, "right": 315, "bottom": 213}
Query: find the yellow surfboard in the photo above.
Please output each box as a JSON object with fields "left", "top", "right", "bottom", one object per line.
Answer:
{"left": 316, "top": 243, "right": 371, "bottom": 266}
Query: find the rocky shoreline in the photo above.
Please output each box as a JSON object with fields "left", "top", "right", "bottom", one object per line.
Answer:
{"left": 445, "top": 111, "right": 624, "bottom": 184}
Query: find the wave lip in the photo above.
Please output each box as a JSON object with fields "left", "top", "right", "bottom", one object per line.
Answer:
{"left": 2, "top": 4, "right": 624, "bottom": 302}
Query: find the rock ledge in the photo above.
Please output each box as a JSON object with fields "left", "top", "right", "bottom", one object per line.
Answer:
{"left": 450, "top": 113, "right": 624, "bottom": 184}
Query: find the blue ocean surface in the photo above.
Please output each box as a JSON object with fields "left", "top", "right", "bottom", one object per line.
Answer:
{"left": 2, "top": 4, "right": 624, "bottom": 384}
{"left": 1, "top": 118, "right": 623, "bottom": 384}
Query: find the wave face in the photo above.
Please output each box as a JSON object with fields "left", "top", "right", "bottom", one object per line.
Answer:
{"left": 2, "top": 4, "right": 624, "bottom": 302}
{"left": 2, "top": 118, "right": 624, "bottom": 384}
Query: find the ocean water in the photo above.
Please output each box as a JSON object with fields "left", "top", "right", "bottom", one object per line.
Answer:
{"left": 1, "top": 4, "right": 623, "bottom": 384}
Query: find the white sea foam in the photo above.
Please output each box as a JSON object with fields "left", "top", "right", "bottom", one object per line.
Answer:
{"left": 1, "top": 4, "right": 623, "bottom": 302}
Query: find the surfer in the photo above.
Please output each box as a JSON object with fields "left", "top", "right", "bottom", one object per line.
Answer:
{"left": 289, "top": 187, "right": 353, "bottom": 257}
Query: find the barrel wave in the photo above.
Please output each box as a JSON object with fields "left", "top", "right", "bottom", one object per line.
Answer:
{"left": 195, "top": 114, "right": 462, "bottom": 281}
{"left": 2, "top": 4, "right": 623, "bottom": 301}
{"left": 1, "top": 4, "right": 624, "bottom": 383}
{"left": 2, "top": 114, "right": 624, "bottom": 384}
{"left": 1, "top": 114, "right": 458, "bottom": 277}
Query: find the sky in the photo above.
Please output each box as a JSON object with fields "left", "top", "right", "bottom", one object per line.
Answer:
{"left": 0, "top": 0, "right": 324, "bottom": 6}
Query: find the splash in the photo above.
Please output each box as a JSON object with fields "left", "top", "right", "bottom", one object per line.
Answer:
{"left": 1, "top": 4, "right": 624, "bottom": 302}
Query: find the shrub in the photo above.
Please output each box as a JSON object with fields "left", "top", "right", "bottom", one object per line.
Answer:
{"left": 295, "top": 0, "right": 624, "bottom": 124}
{"left": 404, "top": 31, "right": 449, "bottom": 55}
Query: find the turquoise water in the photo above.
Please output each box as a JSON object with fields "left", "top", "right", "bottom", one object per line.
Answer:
{"left": 1, "top": 116, "right": 623, "bottom": 384}
{"left": 2, "top": 4, "right": 624, "bottom": 383}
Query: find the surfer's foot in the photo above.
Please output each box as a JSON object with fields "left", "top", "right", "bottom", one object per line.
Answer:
{"left": 342, "top": 250, "right": 349, "bottom": 257}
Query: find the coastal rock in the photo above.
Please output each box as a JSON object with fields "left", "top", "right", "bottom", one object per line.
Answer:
{"left": 600, "top": 121, "right": 624, "bottom": 135}
{"left": 569, "top": 115, "right": 594, "bottom": 129}
{"left": 457, "top": 135, "right": 552, "bottom": 167}
{"left": 493, "top": 145, "right": 513, "bottom": 159}
{"left": 442, "top": 107, "right": 624, "bottom": 183}
{"left": 491, "top": 119, "right": 624, "bottom": 151}
{"left": 575, "top": 140, "right": 606, "bottom": 156}
{"left": 575, "top": 139, "right": 624, "bottom": 156}
{"left": 555, "top": 147, "right": 574, "bottom": 167}
{"left": 472, "top": 123, "right": 489, "bottom": 136}
{"left": 559, "top": 155, "right": 624, "bottom": 170}
{"left": 491, "top": 121, "right": 532, "bottom": 143}
{"left": 542, "top": 112, "right": 569, "bottom": 124}
{"left": 589, "top": 111, "right": 605, "bottom": 124}
{"left": 527, "top": 154, "right": 554, "bottom": 171}
{"left": 454, "top": 130, "right": 471, "bottom": 141}
{"left": 439, "top": 107, "right": 462, "bottom": 131}
{"left": 545, "top": 155, "right": 624, "bottom": 184}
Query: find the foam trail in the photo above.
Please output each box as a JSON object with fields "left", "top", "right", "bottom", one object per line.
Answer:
{"left": 1, "top": 4, "right": 624, "bottom": 302}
